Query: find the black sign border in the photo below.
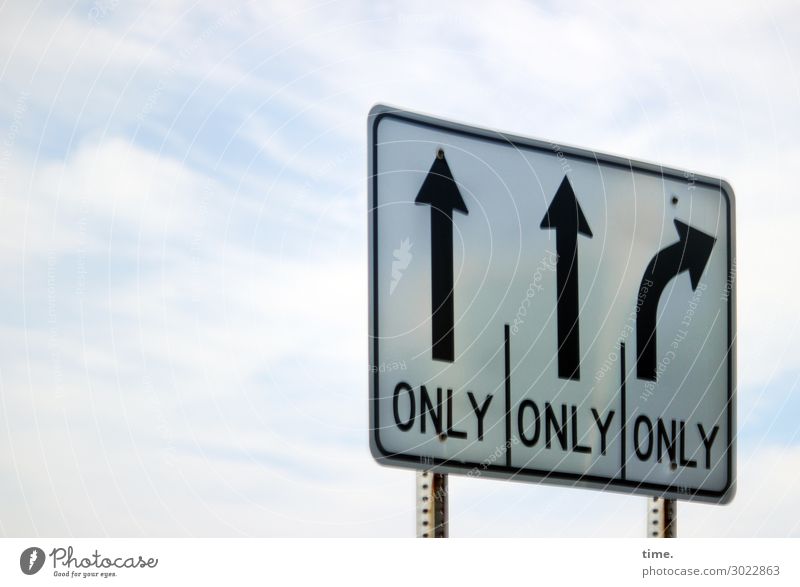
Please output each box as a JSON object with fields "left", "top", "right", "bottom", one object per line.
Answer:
{"left": 368, "top": 104, "right": 736, "bottom": 504}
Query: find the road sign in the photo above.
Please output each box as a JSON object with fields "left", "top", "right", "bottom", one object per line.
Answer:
{"left": 368, "top": 104, "right": 736, "bottom": 504}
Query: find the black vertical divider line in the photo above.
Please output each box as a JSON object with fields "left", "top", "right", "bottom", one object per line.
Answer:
{"left": 620, "top": 341, "right": 627, "bottom": 481}
{"left": 505, "top": 324, "right": 512, "bottom": 467}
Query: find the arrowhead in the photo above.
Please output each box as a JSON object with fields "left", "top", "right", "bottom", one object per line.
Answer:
{"left": 674, "top": 219, "right": 716, "bottom": 290}
{"left": 540, "top": 176, "right": 593, "bottom": 237}
{"left": 414, "top": 153, "right": 468, "bottom": 215}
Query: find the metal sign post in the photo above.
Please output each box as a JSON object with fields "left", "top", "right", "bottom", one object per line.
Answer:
{"left": 648, "top": 497, "right": 677, "bottom": 538}
{"left": 416, "top": 471, "right": 448, "bottom": 538}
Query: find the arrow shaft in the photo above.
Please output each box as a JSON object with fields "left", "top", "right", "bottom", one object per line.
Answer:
{"left": 555, "top": 230, "right": 581, "bottom": 380}
{"left": 430, "top": 209, "right": 455, "bottom": 362}
{"left": 636, "top": 244, "right": 684, "bottom": 381}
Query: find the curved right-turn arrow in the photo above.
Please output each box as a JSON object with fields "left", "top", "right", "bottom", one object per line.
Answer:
{"left": 636, "top": 219, "right": 716, "bottom": 381}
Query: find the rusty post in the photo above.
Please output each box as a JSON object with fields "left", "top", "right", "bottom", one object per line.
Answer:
{"left": 648, "top": 497, "right": 677, "bottom": 538}
{"left": 416, "top": 471, "right": 448, "bottom": 538}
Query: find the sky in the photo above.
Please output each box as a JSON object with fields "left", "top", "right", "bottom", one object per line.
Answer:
{"left": 0, "top": 0, "right": 799, "bottom": 537}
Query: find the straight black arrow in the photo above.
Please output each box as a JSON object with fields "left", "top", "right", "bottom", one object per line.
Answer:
{"left": 540, "top": 176, "right": 592, "bottom": 380}
{"left": 636, "top": 219, "right": 716, "bottom": 381}
{"left": 415, "top": 151, "right": 469, "bottom": 363}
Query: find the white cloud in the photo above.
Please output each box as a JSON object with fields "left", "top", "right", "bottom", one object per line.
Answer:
{"left": 682, "top": 445, "right": 800, "bottom": 537}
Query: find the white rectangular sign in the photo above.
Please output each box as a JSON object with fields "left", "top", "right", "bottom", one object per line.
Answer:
{"left": 368, "top": 105, "right": 735, "bottom": 503}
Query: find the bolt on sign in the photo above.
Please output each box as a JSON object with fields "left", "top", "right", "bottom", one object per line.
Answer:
{"left": 368, "top": 105, "right": 736, "bottom": 504}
